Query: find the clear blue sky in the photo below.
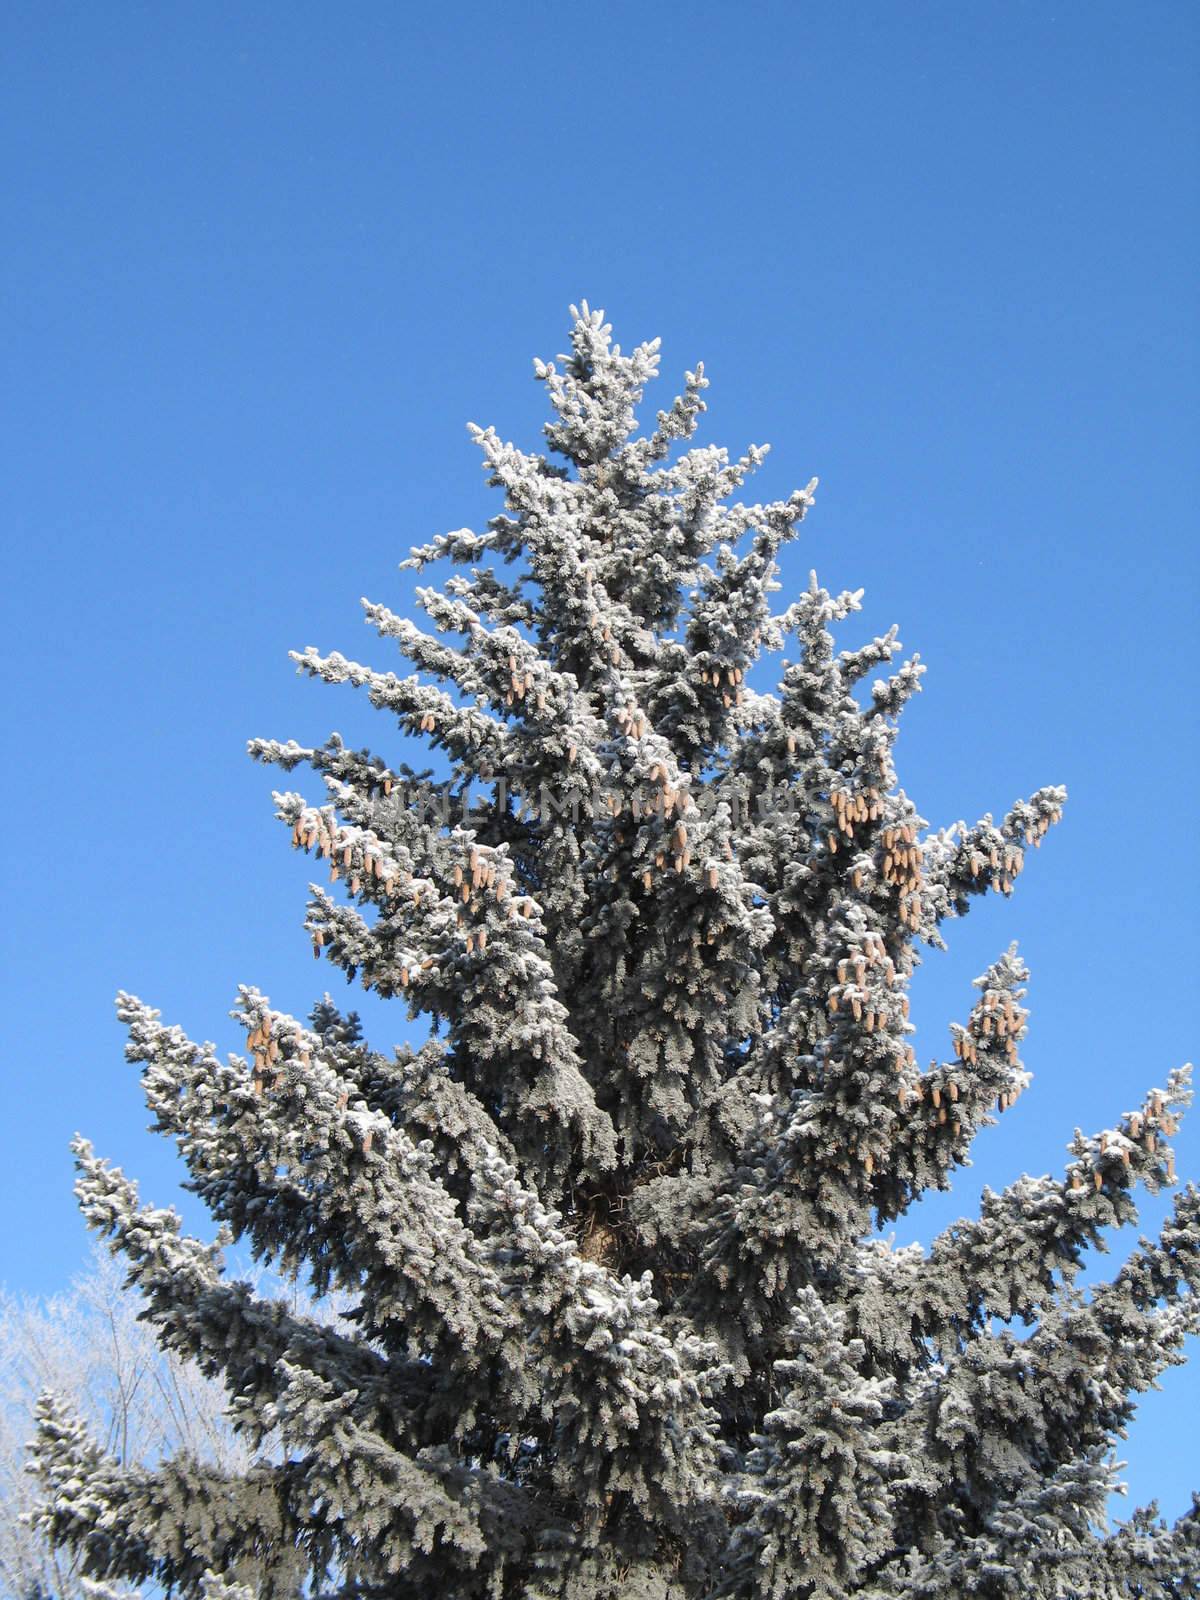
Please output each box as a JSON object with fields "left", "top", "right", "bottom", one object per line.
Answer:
{"left": 3, "top": 0, "right": 1197, "bottom": 1515}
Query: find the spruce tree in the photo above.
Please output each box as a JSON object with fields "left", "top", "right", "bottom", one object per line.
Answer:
{"left": 31, "top": 304, "right": 1199, "bottom": 1598}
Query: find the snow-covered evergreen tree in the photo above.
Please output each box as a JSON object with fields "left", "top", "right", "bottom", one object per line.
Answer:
{"left": 31, "top": 305, "right": 1198, "bottom": 1598}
